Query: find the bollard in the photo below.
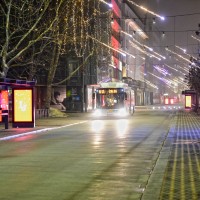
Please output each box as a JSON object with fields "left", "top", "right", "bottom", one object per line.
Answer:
{"left": 2, "top": 110, "right": 9, "bottom": 129}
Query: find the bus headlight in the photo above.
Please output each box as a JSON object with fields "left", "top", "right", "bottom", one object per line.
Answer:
{"left": 118, "top": 108, "right": 128, "bottom": 116}
{"left": 93, "top": 109, "right": 103, "bottom": 117}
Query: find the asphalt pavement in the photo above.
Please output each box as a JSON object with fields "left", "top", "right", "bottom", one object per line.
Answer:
{"left": 0, "top": 112, "right": 86, "bottom": 140}
{"left": 1, "top": 109, "right": 200, "bottom": 199}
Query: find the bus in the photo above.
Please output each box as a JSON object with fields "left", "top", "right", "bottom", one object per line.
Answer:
{"left": 92, "top": 82, "right": 135, "bottom": 117}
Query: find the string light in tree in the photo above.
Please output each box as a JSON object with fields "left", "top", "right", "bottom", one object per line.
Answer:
{"left": 71, "top": 0, "right": 93, "bottom": 57}
{"left": 94, "top": 1, "right": 112, "bottom": 64}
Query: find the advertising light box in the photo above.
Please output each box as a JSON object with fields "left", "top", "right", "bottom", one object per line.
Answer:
{"left": 0, "top": 109, "right": 2, "bottom": 122}
{"left": 185, "top": 95, "right": 192, "bottom": 108}
{"left": 12, "top": 88, "right": 35, "bottom": 127}
{"left": 0, "top": 90, "right": 9, "bottom": 122}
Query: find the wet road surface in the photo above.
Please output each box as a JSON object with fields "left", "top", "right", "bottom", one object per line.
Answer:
{"left": 0, "top": 110, "right": 174, "bottom": 200}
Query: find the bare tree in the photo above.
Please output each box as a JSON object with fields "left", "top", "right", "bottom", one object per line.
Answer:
{"left": 0, "top": 0, "right": 60, "bottom": 78}
{"left": 0, "top": 0, "right": 101, "bottom": 109}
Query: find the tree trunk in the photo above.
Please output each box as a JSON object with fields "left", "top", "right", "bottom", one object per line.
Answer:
{"left": 44, "top": 42, "right": 61, "bottom": 109}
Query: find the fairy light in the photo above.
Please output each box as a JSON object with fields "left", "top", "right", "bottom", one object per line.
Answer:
{"left": 175, "top": 57, "right": 192, "bottom": 70}
{"left": 164, "top": 63, "right": 188, "bottom": 80}
{"left": 153, "top": 65, "right": 170, "bottom": 76}
{"left": 164, "top": 64, "right": 178, "bottom": 72}
{"left": 96, "top": 0, "right": 112, "bottom": 59}
{"left": 71, "top": 0, "right": 93, "bottom": 57}
{"left": 88, "top": 35, "right": 135, "bottom": 58}
{"left": 125, "top": 19, "right": 148, "bottom": 39}
{"left": 153, "top": 51, "right": 166, "bottom": 60}
{"left": 175, "top": 45, "right": 198, "bottom": 62}
{"left": 175, "top": 45, "right": 186, "bottom": 53}
{"left": 166, "top": 48, "right": 191, "bottom": 64}
{"left": 148, "top": 72, "right": 173, "bottom": 88}
{"left": 121, "top": 30, "right": 132, "bottom": 38}
{"left": 129, "top": 40, "right": 161, "bottom": 60}
{"left": 191, "top": 35, "right": 200, "bottom": 42}
{"left": 145, "top": 80, "right": 158, "bottom": 89}
{"left": 138, "top": 55, "right": 145, "bottom": 60}
{"left": 99, "top": 0, "right": 112, "bottom": 8}
{"left": 126, "top": 0, "right": 165, "bottom": 21}
{"left": 140, "top": 73, "right": 158, "bottom": 89}
{"left": 131, "top": 38, "right": 165, "bottom": 60}
{"left": 173, "top": 77, "right": 187, "bottom": 87}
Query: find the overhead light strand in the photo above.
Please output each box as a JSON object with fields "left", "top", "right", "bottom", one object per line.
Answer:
{"left": 126, "top": 0, "right": 165, "bottom": 20}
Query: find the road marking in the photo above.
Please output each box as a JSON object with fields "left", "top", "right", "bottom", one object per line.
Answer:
{"left": 0, "top": 121, "right": 88, "bottom": 141}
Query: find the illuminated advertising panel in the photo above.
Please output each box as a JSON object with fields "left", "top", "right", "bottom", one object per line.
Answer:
{"left": 13, "top": 88, "right": 34, "bottom": 124}
{"left": 0, "top": 90, "right": 8, "bottom": 122}
{"left": 0, "top": 109, "right": 2, "bottom": 122}
{"left": 14, "top": 89, "right": 32, "bottom": 122}
{"left": 185, "top": 95, "right": 192, "bottom": 108}
{"left": 170, "top": 98, "right": 174, "bottom": 105}
{"left": 1, "top": 90, "right": 9, "bottom": 110}
{"left": 164, "top": 98, "right": 169, "bottom": 105}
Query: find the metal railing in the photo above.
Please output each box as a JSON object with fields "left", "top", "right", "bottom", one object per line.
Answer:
{"left": 35, "top": 109, "right": 49, "bottom": 119}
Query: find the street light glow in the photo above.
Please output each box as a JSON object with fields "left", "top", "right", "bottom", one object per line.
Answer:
{"left": 99, "top": 0, "right": 113, "bottom": 8}
{"left": 88, "top": 35, "right": 135, "bottom": 59}
{"left": 126, "top": 0, "right": 165, "bottom": 21}
{"left": 191, "top": 35, "right": 200, "bottom": 42}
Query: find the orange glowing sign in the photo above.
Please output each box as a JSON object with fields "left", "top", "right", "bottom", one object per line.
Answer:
{"left": 13, "top": 89, "right": 33, "bottom": 122}
{"left": 185, "top": 95, "right": 192, "bottom": 108}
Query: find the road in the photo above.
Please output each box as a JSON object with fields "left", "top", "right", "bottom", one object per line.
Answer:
{"left": 0, "top": 110, "right": 175, "bottom": 200}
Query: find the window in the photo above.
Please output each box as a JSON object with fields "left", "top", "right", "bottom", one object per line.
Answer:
{"left": 68, "top": 61, "right": 79, "bottom": 76}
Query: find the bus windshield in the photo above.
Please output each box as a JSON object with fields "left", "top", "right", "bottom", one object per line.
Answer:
{"left": 96, "top": 93, "right": 125, "bottom": 109}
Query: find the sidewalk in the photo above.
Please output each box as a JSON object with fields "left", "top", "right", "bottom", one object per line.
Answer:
{"left": 143, "top": 110, "right": 200, "bottom": 199}
{"left": 158, "top": 110, "right": 200, "bottom": 199}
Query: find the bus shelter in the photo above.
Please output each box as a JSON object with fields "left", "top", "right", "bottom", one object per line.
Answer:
{"left": 0, "top": 78, "right": 36, "bottom": 129}
{"left": 182, "top": 90, "right": 196, "bottom": 109}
